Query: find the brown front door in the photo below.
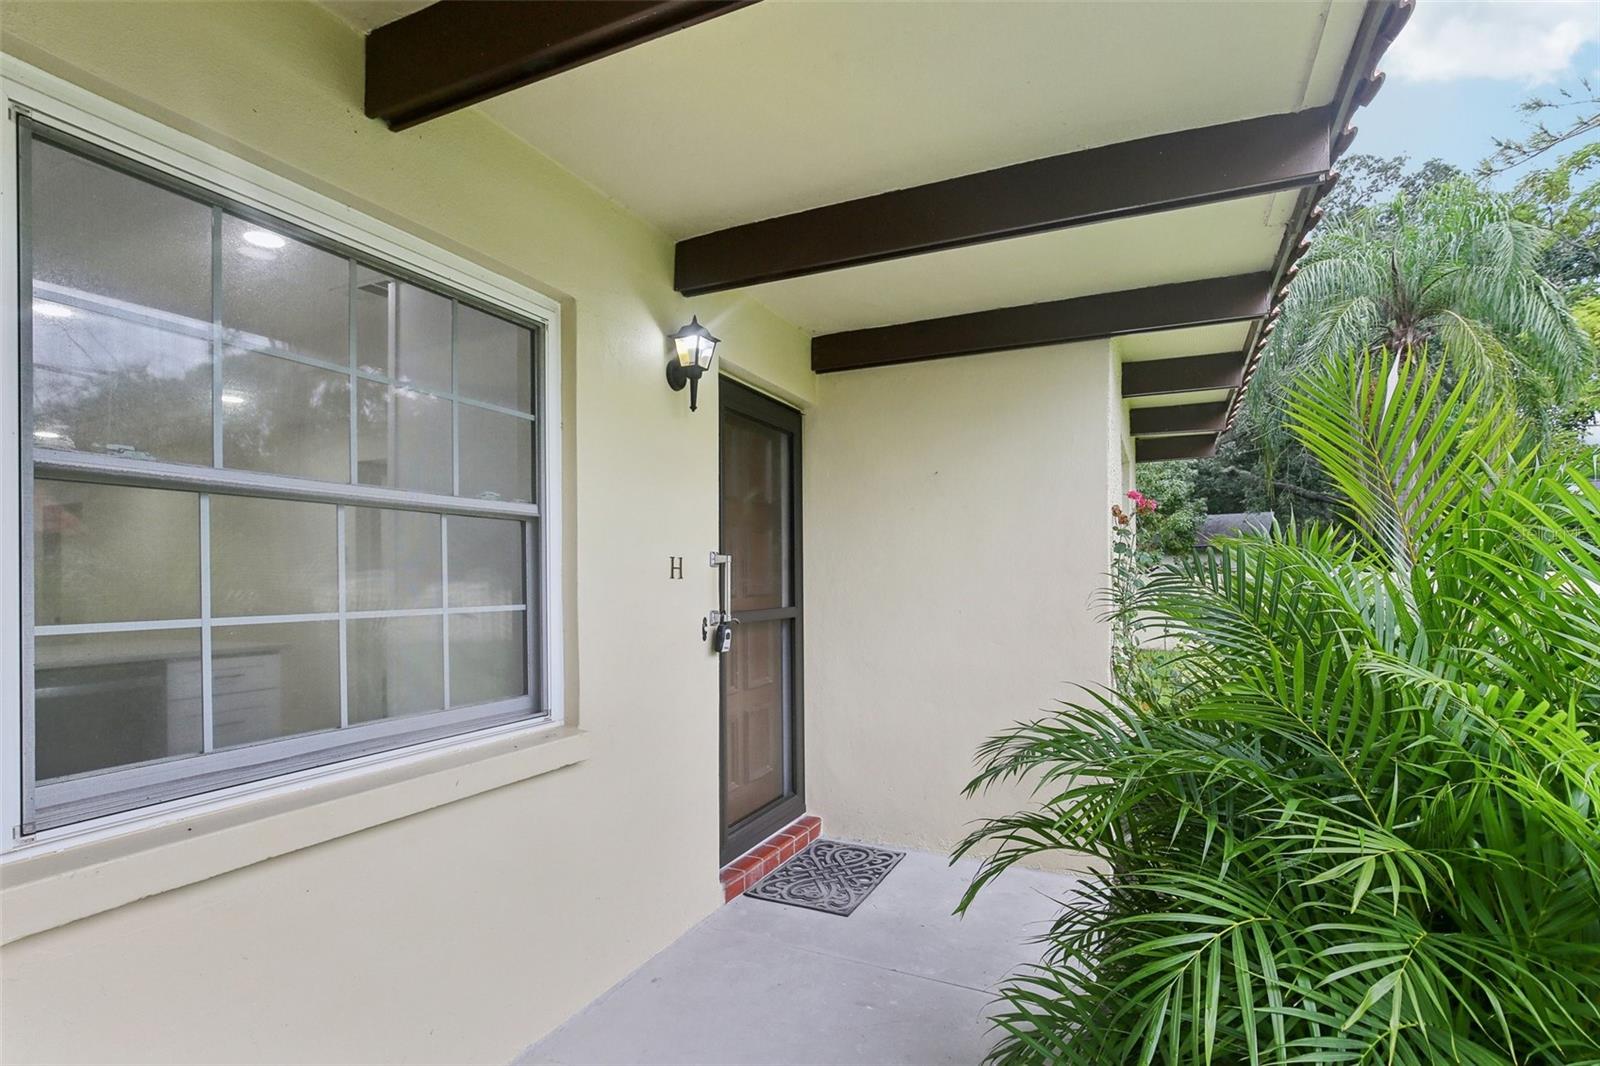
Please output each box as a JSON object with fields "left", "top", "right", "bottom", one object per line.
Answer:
{"left": 719, "top": 379, "right": 803, "bottom": 863}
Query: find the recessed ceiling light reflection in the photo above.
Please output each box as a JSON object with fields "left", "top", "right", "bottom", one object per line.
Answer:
{"left": 241, "top": 229, "right": 288, "bottom": 250}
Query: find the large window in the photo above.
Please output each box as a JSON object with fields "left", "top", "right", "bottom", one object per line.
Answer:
{"left": 16, "top": 121, "right": 552, "bottom": 834}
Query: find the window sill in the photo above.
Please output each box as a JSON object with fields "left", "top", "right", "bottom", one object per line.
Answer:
{"left": 0, "top": 723, "right": 589, "bottom": 944}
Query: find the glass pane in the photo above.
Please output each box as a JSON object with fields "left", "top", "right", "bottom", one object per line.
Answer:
{"left": 34, "top": 480, "right": 199, "bottom": 625}
{"left": 347, "top": 507, "right": 442, "bottom": 611}
{"left": 456, "top": 304, "right": 533, "bottom": 413}
{"left": 448, "top": 611, "right": 526, "bottom": 707}
{"left": 447, "top": 516, "right": 524, "bottom": 607}
{"left": 348, "top": 616, "right": 444, "bottom": 723}
{"left": 211, "top": 496, "right": 338, "bottom": 617}
{"left": 722, "top": 411, "right": 790, "bottom": 612}
{"left": 222, "top": 214, "right": 350, "bottom": 366}
{"left": 222, "top": 350, "right": 350, "bottom": 482}
{"left": 723, "top": 619, "right": 789, "bottom": 826}
{"left": 458, "top": 405, "right": 533, "bottom": 504}
{"left": 35, "top": 629, "right": 203, "bottom": 780}
{"left": 30, "top": 140, "right": 213, "bottom": 465}
{"left": 354, "top": 269, "right": 451, "bottom": 391}
{"left": 355, "top": 379, "right": 451, "bottom": 494}
{"left": 31, "top": 308, "right": 214, "bottom": 465}
{"left": 212, "top": 622, "right": 339, "bottom": 748}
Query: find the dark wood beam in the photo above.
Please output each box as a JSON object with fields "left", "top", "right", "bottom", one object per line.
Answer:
{"left": 676, "top": 109, "right": 1331, "bottom": 295}
{"left": 1129, "top": 401, "right": 1231, "bottom": 437}
{"left": 367, "top": 1, "right": 758, "bottom": 130}
{"left": 1122, "top": 352, "right": 1246, "bottom": 398}
{"left": 1136, "top": 434, "right": 1219, "bottom": 462}
{"left": 811, "top": 274, "right": 1269, "bottom": 374}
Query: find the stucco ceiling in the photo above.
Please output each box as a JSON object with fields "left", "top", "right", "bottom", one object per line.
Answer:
{"left": 1116, "top": 322, "right": 1255, "bottom": 364}
{"left": 1125, "top": 387, "right": 1235, "bottom": 411}
{"left": 329, "top": 0, "right": 1381, "bottom": 447}
{"left": 745, "top": 192, "right": 1294, "bottom": 335}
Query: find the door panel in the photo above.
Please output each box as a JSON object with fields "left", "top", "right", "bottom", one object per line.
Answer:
{"left": 723, "top": 618, "right": 786, "bottom": 824}
{"left": 720, "top": 380, "right": 803, "bottom": 862}
{"left": 723, "top": 415, "right": 789, "bottom": 613}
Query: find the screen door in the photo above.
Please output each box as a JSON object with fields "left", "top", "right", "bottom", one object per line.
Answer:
{"left": 719, "top": 379, "right": 803, "bottom": 863}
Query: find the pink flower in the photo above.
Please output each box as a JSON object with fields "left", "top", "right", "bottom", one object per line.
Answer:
{"left": 1127, "top": 489, "right": 1159, "bottom": 515}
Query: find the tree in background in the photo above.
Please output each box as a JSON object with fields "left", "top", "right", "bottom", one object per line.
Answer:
{"left": 1319, "top": 152, "right": 1463, "bottom": 220}
{"left": 1129, "top": 462, "right": 1205, "bottom": 556}
{"left": 1158, "top": 87, "right": 1600, "bottom": 522}
{"left": 1265, "top": 179, "right": 1590, "bottom": 410}
{"left": 1547, "top": 295, "right": 1600, "bottom": 470}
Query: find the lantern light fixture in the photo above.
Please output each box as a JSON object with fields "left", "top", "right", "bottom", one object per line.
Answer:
{"left": 665, "top": 315, "right": 720, "bottom": 412}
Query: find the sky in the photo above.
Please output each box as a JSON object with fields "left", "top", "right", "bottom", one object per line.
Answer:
{"left": 1352, "top": 0, "right": 1600, "bottom": 184}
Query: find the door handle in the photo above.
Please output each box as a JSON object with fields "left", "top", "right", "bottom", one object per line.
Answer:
{"left": 706, "top": 552, "right": 737, "bottom": 652}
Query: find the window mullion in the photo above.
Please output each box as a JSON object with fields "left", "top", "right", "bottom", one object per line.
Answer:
{"left": 32, "top": 450, "right": 537, "bottom": 521}
{"left": 199, "top": 494, "right": 215, "bottom": 753}
{"left": 450, "top": 299, "right": 461, "bottom": 498}
{"left": 210, "top": 205, "right": 224, "bottom": 469}
{"left": 337, "top": 505, "right": 349, "bottom": 729}
{"left": 440, "top": 516, "right": 452, "bottom": 710}
{"left": 348, "top": 258, "right": 359, "bottom": 486}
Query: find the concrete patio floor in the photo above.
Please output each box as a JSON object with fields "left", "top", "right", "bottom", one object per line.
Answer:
{"left": 515, "top": 846, "right": 1080, "bottom": 1066}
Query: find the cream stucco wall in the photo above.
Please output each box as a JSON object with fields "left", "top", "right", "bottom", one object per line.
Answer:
{"left": 804, "top": 343, "right": 1118, "bottom": 860}
{"left": 0, "top": 2, "right": 814, "bottom": 1063}
{"left": 0, "top": 3, "right": 1133, "bottom": 1061}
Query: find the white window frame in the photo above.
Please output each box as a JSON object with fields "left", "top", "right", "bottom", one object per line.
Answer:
{"left": 1, "top": 60, "right": 565, "bottom": 851}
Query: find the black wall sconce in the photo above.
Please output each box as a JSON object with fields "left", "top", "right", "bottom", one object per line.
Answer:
{"left": 665, "top": 316, "right": 720, "bottom": 412}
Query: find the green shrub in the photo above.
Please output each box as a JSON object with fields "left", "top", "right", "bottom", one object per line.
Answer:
{"left": 956, "top": 354, "right": 1600, "bottom": 1065}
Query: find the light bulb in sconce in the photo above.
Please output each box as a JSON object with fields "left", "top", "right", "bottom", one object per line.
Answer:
{"left": 664, "top": 316, "right": 721, "bottom": 412}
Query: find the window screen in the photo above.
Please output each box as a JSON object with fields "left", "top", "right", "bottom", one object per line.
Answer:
{"left": 19, "top": 122, "right": 547, "bottom": 833}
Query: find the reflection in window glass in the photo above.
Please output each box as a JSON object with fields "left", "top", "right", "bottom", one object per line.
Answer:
{"left": 449, "top": 612, "right": 526, "bottom": 707}
{"left": 355, "top": 379, "right": 452, "bottom": 495}
{"left": 447, "top": 516, "right": 524, "bottom": 607}
{"left": 348, "top": 616, "right": 444, "bottom": 723}
{"left": 221, "top": 350, "right": 351, "bottom": 482}
{"left": 222, "top": 215, "right": 350, "bottom": 366}
{"left": 211, "top": 496, "right": 338, "bottom": 617}
{"left": 21, "top": 130, "right": 546, "bottom": 827}
{"left": 34, "top": 480, "right": 200, "bottom": 625}
{"left": 30, "top": 140, "right": 214, "bottom": 465}
{"left": 31, "top": 141, "right": 211, "bottom": 323}
{"left": 35, "top": 629, "right": 204, "bottom": 780}
{"left": 31, "top": 306, "right": 214, "bottom": 465}
{"left": 456, "top": 304, "right": 533, "bottom": 413}
{"left": 347, "top": 506, "right": 442, "bottom": 611}
{"left": 212, "top": 621, "right": 340, "bottom": 748}
{"left": 354, "top": 269, "right": 452, "bottom": 391}
{"left": 458, "top": 404, "right": 534, "bottom": 503}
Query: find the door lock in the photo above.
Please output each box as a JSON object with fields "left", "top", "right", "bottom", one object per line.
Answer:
{"left": 707, "top": 552, "right": 737, "bottom": 653}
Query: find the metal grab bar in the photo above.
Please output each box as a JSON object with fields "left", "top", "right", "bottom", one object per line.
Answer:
{"left": 711, "top": 551, "right": 733, "bottom": 622}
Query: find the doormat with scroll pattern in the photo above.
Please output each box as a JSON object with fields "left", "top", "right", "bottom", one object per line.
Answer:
{"left": 744, "top": 838, "right": 904, "bottom": 916}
